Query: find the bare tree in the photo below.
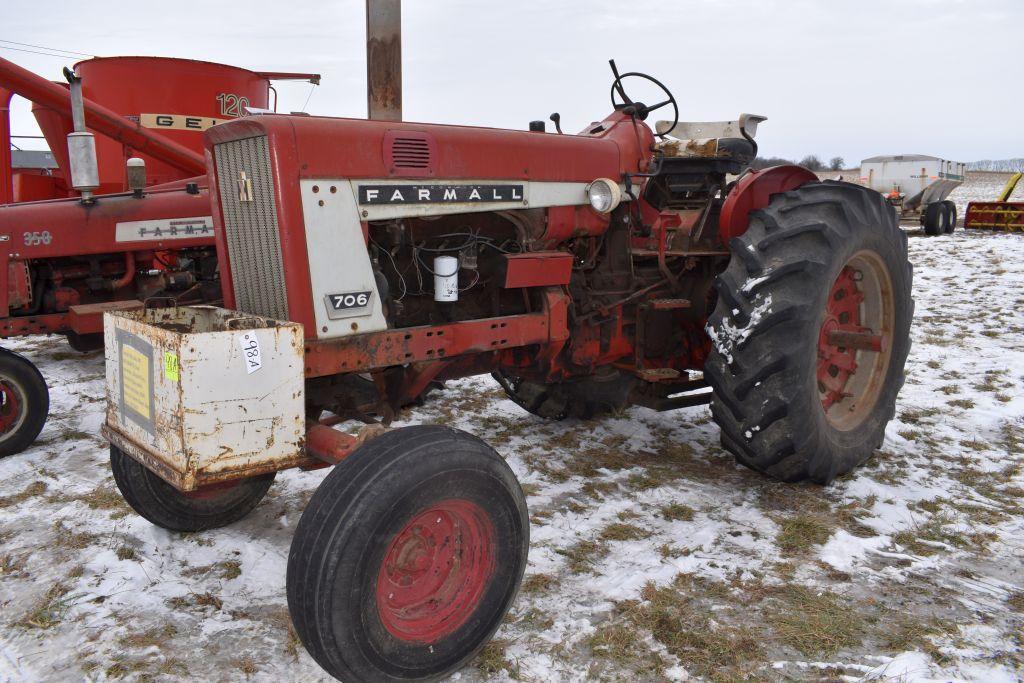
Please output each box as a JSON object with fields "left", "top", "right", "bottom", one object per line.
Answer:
{"left": 798, "top": 155, "right": 824, "bottom": 171}
{"left": 751, "top": 156, "right": 795, "bottom": 170}
{"left": 829, "top": 156, "right": 845, "bottom": 171}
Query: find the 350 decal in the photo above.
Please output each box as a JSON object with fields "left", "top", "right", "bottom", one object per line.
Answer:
{"left": 23, "top": 230, "right": 52, "bottom": 246}
{"left": 216, "top": 92, "right": 252, "bottom": 118}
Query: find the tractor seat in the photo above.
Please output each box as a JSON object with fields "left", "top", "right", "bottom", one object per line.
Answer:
{"left": 654, "top": 114, "right": 766, "bottom": 166}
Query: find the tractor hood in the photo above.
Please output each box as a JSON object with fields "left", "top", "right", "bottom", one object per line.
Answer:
{"left": 204, "top": 113, "right": 626, "bottom": 184}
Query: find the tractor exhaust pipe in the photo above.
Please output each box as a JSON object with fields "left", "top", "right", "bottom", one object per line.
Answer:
{"left": 63, "top": 67, "right": 99, "bottom": 203}
{"left": 366, "top": 0, "right": 401, "bottom": 121}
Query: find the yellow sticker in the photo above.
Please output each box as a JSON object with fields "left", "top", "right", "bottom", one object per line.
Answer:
{"left": 164, "top": 352, "right": 180, "bottom": 382}
{"left": 122, "top": 345, "right": 151, "bottom": 419}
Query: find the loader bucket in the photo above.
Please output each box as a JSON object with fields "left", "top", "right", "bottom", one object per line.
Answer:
{"left": 964, "top": 202, "right": 1024, "bottom": 231}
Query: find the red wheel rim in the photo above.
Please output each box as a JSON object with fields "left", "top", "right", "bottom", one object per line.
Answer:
{"left": 0, "top": 381, "right": 22, "bottom": 434}
{"left": 817, "top": 266, "right": 863, "bottom": 412}
{"left": 376, "top": 499, "right": 495, "bottom": 644}
{"left": 817, "top": 252, "right": 894, "bottom": 430}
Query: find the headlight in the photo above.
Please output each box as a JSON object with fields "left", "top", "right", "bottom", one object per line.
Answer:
{"left": 586, "top": 178, "right": 621, "bottom": 213}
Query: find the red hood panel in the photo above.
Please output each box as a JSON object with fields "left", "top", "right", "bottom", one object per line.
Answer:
{"left": 205, "top": 114, "right": 623, "bottom": 182}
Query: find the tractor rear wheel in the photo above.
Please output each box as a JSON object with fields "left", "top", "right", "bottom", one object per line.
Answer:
{"left": 923, "top": 202, "right": 946, "bottom": 235}
{"left": 942, "top": 200, "right": 958, "bottom": 234}
{"left": 492, "top": 368, "right": 635, "bottom": 420}
{"left": 705, "top": 181, "right": 913, "bottom": 484}
{"left": 0, "top": 348, "right": 49, "bottom": 458}
{"left": 286, "top": 425, "right": 529, "bottom": 682}
{"left": 110, "top": 445, "right": 275, "bottom": 531}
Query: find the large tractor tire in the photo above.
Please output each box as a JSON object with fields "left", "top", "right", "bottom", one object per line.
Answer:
{"left": 705, "top": 181, "right": 913, "bottom": 484}
{"left": 0, "top": 348, "right": 49, "bottom": 458}
{"left": 492, "top": 368, "right": 635, "bottom": 420}
{"left": 110, "top": 445, "right": 275, "bottom": 531}
{"left": 923, "top": 202, "right": 947, "bottom": 235}
{"left": 287, "top": 425, "right": 529, "bottom": 682}
{"left": 942, "top": 200, "right": 958, "bottom": 234}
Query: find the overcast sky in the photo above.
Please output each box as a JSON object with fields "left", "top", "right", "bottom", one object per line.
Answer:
{"left": 4, "top": 0, "right": 1021, "bottom": 164}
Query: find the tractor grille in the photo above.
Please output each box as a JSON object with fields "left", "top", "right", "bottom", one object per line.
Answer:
{"left": 214, "top": 135, "right": 289, "bottom": 320}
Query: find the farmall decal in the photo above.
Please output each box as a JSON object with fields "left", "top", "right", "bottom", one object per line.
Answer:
{"left": 358, "top": 184, "right": 524, "bottom": 205}
{"left": 115, "top": 216, "right": 214, "bottom": 243}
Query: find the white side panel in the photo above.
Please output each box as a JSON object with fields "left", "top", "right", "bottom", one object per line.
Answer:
{"left": 299, "top": 179, "right": 389, "bottom": 337}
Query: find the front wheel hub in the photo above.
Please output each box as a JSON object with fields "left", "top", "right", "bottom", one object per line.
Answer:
{"left": 0, "top": 379, "right": 26, "bottom": 436}
{"left": 376, "top": 499, "right": 495, "bottom": 643}
{"left": 817, "top": 251, "right": 895, "bottom": 430}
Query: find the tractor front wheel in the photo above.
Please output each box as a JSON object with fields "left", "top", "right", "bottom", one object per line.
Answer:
{"left": 706, "top": 181, "right": 913, "bottom": 484}
{"left": 110, "top": 445, "right": 275, "bottom": 531}
{"left": 286, "top": 425, "right": 529, "bottom": 682}
{"left": 0, "top": 348, "right": 49, "bottom": 458}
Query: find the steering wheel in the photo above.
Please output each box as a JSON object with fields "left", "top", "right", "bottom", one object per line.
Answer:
{"left": 608, "top": 60, "right": 678, "bottom": 139}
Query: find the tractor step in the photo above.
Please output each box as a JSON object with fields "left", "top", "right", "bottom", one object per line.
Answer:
{"left": 635, "top": 367, "right": 681, "bottom": 381}
{"left": 648, "top": 298, "right": 691, "bottom": 310}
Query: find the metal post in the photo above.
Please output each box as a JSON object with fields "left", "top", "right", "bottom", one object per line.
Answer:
{"left": 0, "top": 87, "right": 12, "bottom": 204}
{"left": 0, "top": 86, "right": 12, "bottom": 202}
{"left": 366, "top": 0, "right": 401, "bottom": 121}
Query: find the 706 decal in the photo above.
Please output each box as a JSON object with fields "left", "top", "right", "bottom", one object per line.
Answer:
{"left": 329, "top": 291, "right": 371, "bottom": 310}
{"left": 324, "top": 290, "right": 373, "bottom": 321}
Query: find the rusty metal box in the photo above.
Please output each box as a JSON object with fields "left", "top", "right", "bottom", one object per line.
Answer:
{"left": 102, "top": 306, "right": 305, "bottom": 490}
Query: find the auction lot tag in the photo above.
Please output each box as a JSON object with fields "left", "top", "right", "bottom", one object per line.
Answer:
{"left": 163, "top": 352, "right": 180, "bottom": 381}
{"left": 237, "top": 332, "right": 263, "bottom": 374}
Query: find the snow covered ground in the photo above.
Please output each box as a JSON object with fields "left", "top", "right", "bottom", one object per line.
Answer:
{"left": 2, "top": 223, "right": 1023, "bottom": 681}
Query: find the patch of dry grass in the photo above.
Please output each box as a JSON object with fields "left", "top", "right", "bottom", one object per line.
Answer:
{"left": 475, "top": 638, "right": 519, "bottom": 677}
{"left": 0, "top": 480, "right": 47, "bottom": 508}
{"left": 767, "top": 586, "right": 866, "bottom": 657}
{"left": 19, "top": 583, "right": 76, "bottom": 629}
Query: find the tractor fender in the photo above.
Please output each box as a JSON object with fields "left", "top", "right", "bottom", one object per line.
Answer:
{"left": 718, "top": 165, "right": 819, "bottom": 243}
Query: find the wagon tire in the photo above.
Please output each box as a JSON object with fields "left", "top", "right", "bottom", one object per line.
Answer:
{"left": 287, "top": 425, "right": 529, "bottom": 682}
{"left": 923, "top": 202, "right": 946, "bottom": 235}
{"left": 0, "top": 348, "right": 49, "bottom": 458}
{"left": 942, "top": 200, "right": 957, "bottom": 234}
{"left": 705, "top": 181, "right": 913, "bottom": 484}
{"left": 109, "top": 445, "right": 275, "bottom": 532}
{"left": 493, "top": 368, "right": 635, "bottom": 420}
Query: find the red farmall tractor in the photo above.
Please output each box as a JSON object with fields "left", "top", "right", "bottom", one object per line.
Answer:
{"left": 0, "top": 55, "right": 317, "bottom": 457}
{"left": 103, "top": 61, "right": 913, "bottom": 681}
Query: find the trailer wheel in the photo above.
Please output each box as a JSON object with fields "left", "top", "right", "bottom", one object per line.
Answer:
{"left": 923, "top": 202, "right": 946, "bottom": 235}
{"left": 109, "top": 445, "right": 275, "bottom": 531}
{"left": 942, "top": 200, "right": 957, "bottom": 234}
{"left": 0, "top": 348, "right": 49, "bottom": 458}
{"left": 705, "top": 181, "right": 913, "bottom": 484}
{"left": 287, "top": 425, "right": 528, "bottom": 682}
{"left": 492, "top": 368, "right": 635, "bottom": 420}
